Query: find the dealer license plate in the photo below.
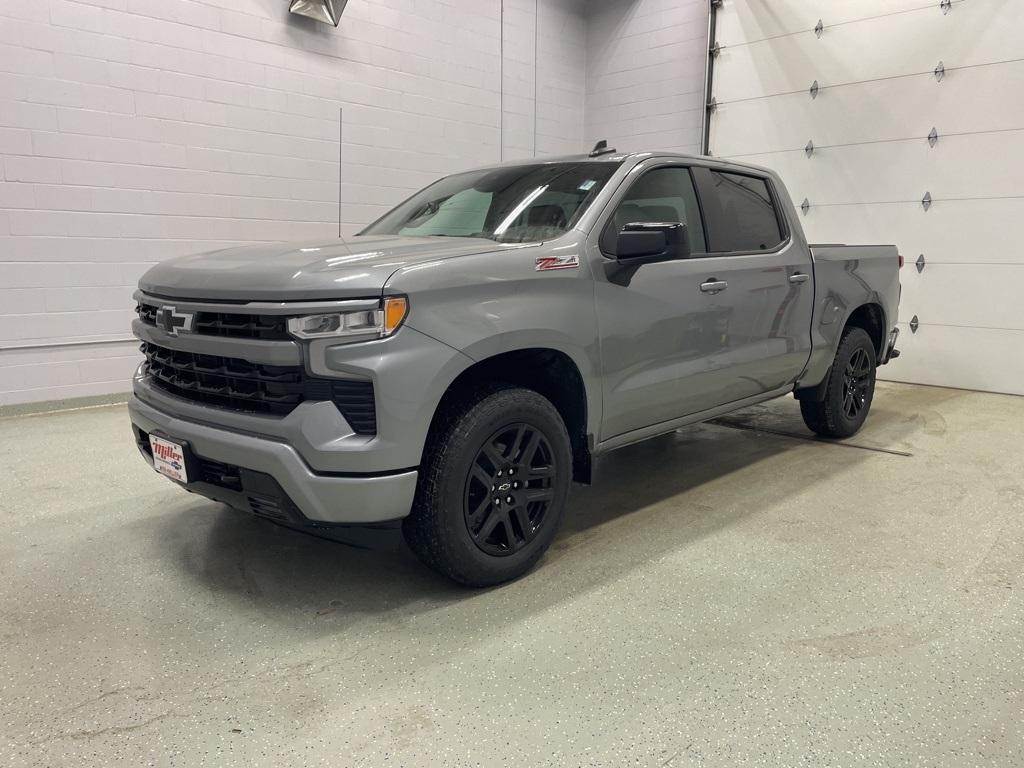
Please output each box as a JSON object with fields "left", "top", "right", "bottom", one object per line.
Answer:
{"left": 149, "top": 435, "right": 189, "bottom": 483}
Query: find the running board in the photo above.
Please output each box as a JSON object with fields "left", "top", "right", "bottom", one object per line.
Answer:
{"left": 595, "top": 384, "right": 794, "bottom": 454}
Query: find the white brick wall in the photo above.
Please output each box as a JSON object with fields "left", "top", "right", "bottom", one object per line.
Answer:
{"left": 502, "top": 0, "right": 587, "bottom": 160}
{"left": 585, "top": 0, "right": 708, "bottom": 154}
{"left": 0, "top": 0, "right": 590, "bottom": 406}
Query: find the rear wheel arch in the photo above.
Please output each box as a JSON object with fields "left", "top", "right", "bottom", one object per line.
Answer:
{"left": 796, "top": 301, "right": 886, "bottom": 403}
{"left": 843, "top": 302, "right": 886, "bottom": 359}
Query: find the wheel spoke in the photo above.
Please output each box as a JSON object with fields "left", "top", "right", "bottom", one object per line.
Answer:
{"left": 480, "top": 442, "right": 505, "bottom": 473}
{"left": 468, "top": 493, "right": 492, "bottom": 524}
{"left": 476, "top": 507, "right": 504, "bottom": 541}
{"left": 524, "top": 487, "right": 554, "bottom": 504}
{"left": 853, "top": 349, "right": 871, "bottom": 377}
{"left": 497, "top": 513, "right": 517, "bottom": 551}
{"left": 510, "top": 505, "right": 536, "bottom": 544}
{"left": 470, "top": 464, "right": 493, "bottom": 490}
{"left": 507, "top": 424, "right": 528, "bottom": 463}
{"left": 525, "top": 465, "right": 554, "bottom": 482}
{"left": 520, "top": 430, "right": 543, "bottom": 467}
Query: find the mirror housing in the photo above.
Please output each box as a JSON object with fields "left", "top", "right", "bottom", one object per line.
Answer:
{"left": 611, "top": 222, "right": 690, "bottom": 265}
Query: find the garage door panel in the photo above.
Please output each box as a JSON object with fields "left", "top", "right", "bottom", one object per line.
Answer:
{"left": 883, "top": 324, "right": 1024, "bottom": 396}
{"left": 714, "top": 0, "right": 1015, "bottom": 102}
{"left": 743, "top": 131, "right": 1024, "bottom": 203}
{"left": 715, "top": 0, "right": 1023, "bottom": 397}
{"left": 712, "top": 59, "right": 1024, "bottom": 157}
{"left": 716, "top": 0, "right": 952, "bottom": 43}
{"left": 801, "top": 199, "right": 1024, "bottom": 267}
{"left": 898, "top": 265, "right": 1024, "bottom": 331}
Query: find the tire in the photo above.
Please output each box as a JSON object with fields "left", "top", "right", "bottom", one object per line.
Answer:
{"left": 403, "top": 385, "right": 572, "bottom": 587}
{"left": 800, "top": 327, "right": 877, "bottom": 438}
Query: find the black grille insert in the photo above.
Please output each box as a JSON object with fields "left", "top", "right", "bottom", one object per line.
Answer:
{"left": 140, "top": 341, "right": 377, "bottom": 433}
{"left": 136, "top": 302, "right": 290, "bottom": 341}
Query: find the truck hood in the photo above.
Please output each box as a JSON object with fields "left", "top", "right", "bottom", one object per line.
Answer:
{"left": 138, "top": 235, "right": 502, "bottom": 301}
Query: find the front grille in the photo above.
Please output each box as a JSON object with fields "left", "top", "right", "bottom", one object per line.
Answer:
{"left": 140, "top": 341, "right": 377, "bottom": 433}
{"left": 142, "top": 341, "right": 308, "bottom": 414}
{"left": 136, "top": 302, "right": 290, "bottom": 341}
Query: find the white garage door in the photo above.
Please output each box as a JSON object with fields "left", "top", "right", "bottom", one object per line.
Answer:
{"left": 708, "top": 0, "right": 1024, "bottom": 395}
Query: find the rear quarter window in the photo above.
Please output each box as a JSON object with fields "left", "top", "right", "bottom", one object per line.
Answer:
{"left": 693, "top": 168, "right": 785, "bottom": 253}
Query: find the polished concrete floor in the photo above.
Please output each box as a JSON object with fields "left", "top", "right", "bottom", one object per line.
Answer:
{"left": 1, "top": 382, "right": 1022, "bottom": 767}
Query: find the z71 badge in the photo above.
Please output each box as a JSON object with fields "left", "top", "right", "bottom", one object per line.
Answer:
{"left": 535, "top": 254, "right": 579, "bottom": 271}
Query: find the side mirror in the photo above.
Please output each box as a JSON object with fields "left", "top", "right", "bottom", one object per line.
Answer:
{"left": 611, "top": 222, "right": 690, "bottom": 265}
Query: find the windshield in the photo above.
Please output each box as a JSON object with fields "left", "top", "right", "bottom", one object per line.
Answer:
{"left": 358, "top": 162, "right": 620, "bottom": 243}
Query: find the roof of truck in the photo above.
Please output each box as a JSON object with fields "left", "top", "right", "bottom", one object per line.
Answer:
{"left": 496, "top": 149, "right": 762, "bottom": 169}
{"left": 478, "top": 150, "right": 775, "bottom": 182}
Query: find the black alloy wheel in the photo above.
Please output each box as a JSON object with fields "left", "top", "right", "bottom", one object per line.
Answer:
{"left": 842, "top": 347, "right": 872, "bottom": 420}
{"left": 464, "top": 423, "right": 556, "bottom": 556}
{"left": 800, "top": 326, "right": 877, "bottom": 438}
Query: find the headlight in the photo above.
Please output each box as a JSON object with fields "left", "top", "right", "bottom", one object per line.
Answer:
{"left": 287, "top": 297, "right": 409, "bottom": 340}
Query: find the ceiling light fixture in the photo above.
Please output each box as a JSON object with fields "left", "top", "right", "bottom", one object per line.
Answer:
{"left": 288, "top": 0, "right": 347, "bottom": 27}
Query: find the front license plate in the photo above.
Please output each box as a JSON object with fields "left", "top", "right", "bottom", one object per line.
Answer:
{"left": 149, "top": 435, "right": 189, "bottom": 483}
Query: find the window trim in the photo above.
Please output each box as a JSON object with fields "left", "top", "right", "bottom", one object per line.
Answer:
{"left": 597, "top": 164, "right": 708, "bottom": 257}
{"left": 690, "top": 166, "right": 792, "bottom": 258}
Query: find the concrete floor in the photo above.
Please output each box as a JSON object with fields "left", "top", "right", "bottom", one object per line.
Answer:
{"left": 1, "top": 382, "right": 1022, "bottom": 767}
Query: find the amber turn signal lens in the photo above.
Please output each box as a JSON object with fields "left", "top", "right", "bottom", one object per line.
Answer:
{"left": 383, "top": 296, "right": 408, "bottom": 334}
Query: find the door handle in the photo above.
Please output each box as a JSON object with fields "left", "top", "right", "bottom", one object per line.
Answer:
{"left": 700, "top": 279, "right": 728, "bottom": 294}
{"left": 789, "top": 273, "right": 810, "bottom": 284}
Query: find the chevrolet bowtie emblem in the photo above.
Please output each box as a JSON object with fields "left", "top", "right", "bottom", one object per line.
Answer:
{"left": 155, "top": 305, "right": 195, "bottom": 336}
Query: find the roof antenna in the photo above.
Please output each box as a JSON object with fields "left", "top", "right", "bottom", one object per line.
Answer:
{"left": 589, "top": 139, "right": 616, "bottom": 157}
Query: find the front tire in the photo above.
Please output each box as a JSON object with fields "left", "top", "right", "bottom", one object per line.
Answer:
{"left": 800, "top": 327, "right": 877, "bottom": 438}
{"left": 403, "top": 386, "right": 572, "bottom": 587}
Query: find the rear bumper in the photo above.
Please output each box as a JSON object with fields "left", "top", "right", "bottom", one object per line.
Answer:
{"left": 880, "top": 326, "right": 900, "bottom": 365}
{"left": 128, "top": 394, "right": 417, "bottom": 524}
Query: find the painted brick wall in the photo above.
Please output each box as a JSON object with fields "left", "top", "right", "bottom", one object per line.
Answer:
{"left": 0, "top": 0, "right": 588, "bottom": 406}
{"left": 585, "top": 0, "right": 708, "bottom": 154}
{"left": 502, "top": 0, "right": 587, "bottom": 160}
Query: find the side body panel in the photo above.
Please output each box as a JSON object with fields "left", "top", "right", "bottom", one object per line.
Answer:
{"left": 797, "top": 244, "right": 901, "bottom": 389}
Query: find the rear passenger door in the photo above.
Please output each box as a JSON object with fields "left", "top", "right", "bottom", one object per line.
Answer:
{"left": 689, "top": 166, "right": 815, "bottom": 401}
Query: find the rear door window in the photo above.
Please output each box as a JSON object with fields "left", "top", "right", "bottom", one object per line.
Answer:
{"left": 693, "top": 168, "right": 785, "bottom": 253}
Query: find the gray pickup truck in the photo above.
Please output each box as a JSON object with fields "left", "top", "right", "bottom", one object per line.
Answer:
{"left": 129, "top": 148, "right": 901, "bottom": 586}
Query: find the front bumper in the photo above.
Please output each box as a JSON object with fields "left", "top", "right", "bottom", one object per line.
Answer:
{"left": 129, "top": 394, "right": 417, "bottom": 524}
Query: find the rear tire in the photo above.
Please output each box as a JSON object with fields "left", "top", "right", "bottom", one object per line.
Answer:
{"left": 800, "top": 327, "right": 877, "bottom": 438}
{"left": 403, "top": 385, "right": 572, "bottom": 587}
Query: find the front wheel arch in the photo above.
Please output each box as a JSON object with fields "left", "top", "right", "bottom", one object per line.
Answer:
{"left": 422, "top": 348, "right": 592, "bottom": 484}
